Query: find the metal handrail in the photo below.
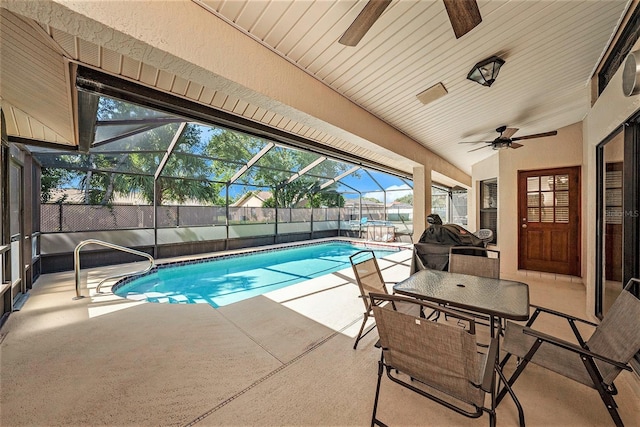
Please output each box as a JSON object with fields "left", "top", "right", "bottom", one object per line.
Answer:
{"left": 74, "top": 239, "right": 155, "bottom": 299}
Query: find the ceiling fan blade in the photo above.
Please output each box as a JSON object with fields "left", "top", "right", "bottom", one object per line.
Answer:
{"left": 510, "top": 142, "right": 524, "bottom": 149}
{"left": 468, "top": 144, "right": 491, "bottom": 153}
{"left": 511, "top": 130, "right": 558, "bottom": 141}
{"left": 339, "top": 0, "right": 392, "bottom": 46}
{"left": 442, "top": 0, "right": 482, "bottom": 39}
{"left": 459, "top": 140, "right": 493, "bottom": 144}
{"left": 502, "top": 127, "right": 519, "bottom": 139}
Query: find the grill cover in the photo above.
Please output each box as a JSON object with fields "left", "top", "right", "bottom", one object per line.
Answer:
{"left": 411, "top": 224, "right": 485, "bottom": 273}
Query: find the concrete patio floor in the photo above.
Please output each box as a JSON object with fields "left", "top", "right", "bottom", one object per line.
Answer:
{"left": 1, "top": 247, "right": 638, "bottom": 426}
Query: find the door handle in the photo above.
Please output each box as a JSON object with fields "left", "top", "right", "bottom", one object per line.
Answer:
{"left": 521, "top": 224, "right": 527, "bottom": 228}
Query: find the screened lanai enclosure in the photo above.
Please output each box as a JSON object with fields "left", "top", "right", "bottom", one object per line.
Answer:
{"left": 29, "top": 90, "right": 423, "bottom": 274}
{"left": 2, "top": 65, "right": 469, "bottom": 293}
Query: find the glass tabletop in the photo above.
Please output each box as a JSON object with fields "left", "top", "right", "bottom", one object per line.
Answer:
{"left": 393, "top": 269, "right": 530, "bottom": 320}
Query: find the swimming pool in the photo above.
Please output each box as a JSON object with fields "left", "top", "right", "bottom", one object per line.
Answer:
{"left": 113, "top": 241, "right": 399, "bottom": 307}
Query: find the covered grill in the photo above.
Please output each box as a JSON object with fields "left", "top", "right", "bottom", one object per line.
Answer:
{"left": 411, "top": 217, "right": 486, "bottom": 273}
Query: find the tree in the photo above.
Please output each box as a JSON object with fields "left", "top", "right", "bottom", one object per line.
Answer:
{"left": 394, "top": 194, "right": 413, "bottom": 205}
{"left": 362, "top": 196, "right": 382, "bottom": 203}
{"left": 40, "top": 167, "right": 74, "bottom": 203}
{"left": 307, "top": 191, "right": 345, "bottom": 208}
{"left": 40, "top": 97, "right": 359, "bottom": 208}
{"left": 41, "top": 100, "right": 224, "bottom": 206}
{"left": 244, "top": 149, "right": 353, "bottom": 208}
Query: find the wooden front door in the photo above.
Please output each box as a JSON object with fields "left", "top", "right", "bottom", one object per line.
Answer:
{"left": 518, "top": 167, "right": 581, "bottom": 276}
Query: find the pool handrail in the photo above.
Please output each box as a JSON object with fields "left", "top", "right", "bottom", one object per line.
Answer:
{"left": 74, "top": 239, "right": 155, "bottom": 299}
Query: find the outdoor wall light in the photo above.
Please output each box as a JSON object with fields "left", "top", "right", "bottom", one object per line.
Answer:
{"left": 467, "top": 56, "right": 505, "bottom": 87}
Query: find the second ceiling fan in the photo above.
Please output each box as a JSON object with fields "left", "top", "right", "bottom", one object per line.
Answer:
{"left": 339, "top": 0, "right": 482, "bottom": 46}
{"left": 460, "top": 126, "right": 558, "bottom": 152}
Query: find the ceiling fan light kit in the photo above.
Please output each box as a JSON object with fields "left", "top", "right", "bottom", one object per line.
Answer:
{"left": 467, "top": 56, "right": 505, "bottom": 87}
{"left": 492, "top": 140, "right": 511, "bottom": 150}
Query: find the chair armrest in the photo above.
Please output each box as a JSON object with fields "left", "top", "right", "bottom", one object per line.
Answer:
{"left": 480, "top": 337, "right": 500, "bottom": 392}
{"left": 529, "top": 304, "right": 599, "bottom": 327}
{"left": 370, "top": 292, "right": 476, "bottom": 327}
{"left": 522, "top": 327, "right": 631, "bottom": 371}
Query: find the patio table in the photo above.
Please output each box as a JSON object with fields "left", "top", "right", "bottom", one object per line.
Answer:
{"left": 393, "top": 269, "right": 530, "bottom": 337}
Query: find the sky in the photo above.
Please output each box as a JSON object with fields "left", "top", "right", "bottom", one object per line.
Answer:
{"left": 362, "top": 184, "right": 412, "bottom": 202}
{"left": 341, "top": 170, "right": 413, "bottom": 203}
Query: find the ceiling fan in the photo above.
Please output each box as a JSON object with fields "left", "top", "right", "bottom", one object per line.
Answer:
{"left": 460, "top": 126, "right": 558, "bottom": 152}
{"left": 339, "top": 0, "right": 482, "bottom": 46}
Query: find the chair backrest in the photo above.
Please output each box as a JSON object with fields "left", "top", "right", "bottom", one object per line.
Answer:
{"left": 371, "top": 294, "right": 487, "bottom": 407}
{"left": 587, "top": 278, "right": 640, "bottom": 384}
{"left": 350, "top": 250, "right": 387, "bottom": 309}
{"left": 448, "top": 247, "right": 500, "bottom": 279}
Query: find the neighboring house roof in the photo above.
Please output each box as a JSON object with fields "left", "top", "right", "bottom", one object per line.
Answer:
{"left": 344, "top": 200, "right": 384, "bottom": 208}
{"left": 231, "top": 191, "right": 273, "bottom": 207}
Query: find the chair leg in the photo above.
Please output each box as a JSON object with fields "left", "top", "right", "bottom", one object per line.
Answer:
{"left": 496, "top": 356, "right": 530, "bottom": 405}
{"left": 601, "top": 395, "right": 624, "bottom": 427}
{"left": 424, "top": 308, "right": 440, "bottom": 321}
{"left": 353, "top": 313, "right": 369, "bottom": 349}
{"left": 371, "top": 355, "right": 388, "bottom": 427}
{"left": 582, "top": 356, "right": 625, "bottom": 427}
{"left": 497, "top": 337, "right": 543, "bottom": 405}
{"left": 495, "top": 362, "right": 525, "bottom": 427}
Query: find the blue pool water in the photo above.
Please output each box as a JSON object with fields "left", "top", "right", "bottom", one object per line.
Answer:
{"left": 113, "top": 242, "right": 398, "bottom": 307}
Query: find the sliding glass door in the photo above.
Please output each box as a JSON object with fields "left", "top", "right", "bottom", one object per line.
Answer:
{"left": 596, "top": 119, "right": 640, "bottom": 317}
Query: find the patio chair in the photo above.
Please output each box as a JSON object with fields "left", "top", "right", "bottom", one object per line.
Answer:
{"left": 370, "top": 293, "right": 524, "bottom": 427}
{"left": 448, "top": 246, "right": 500, "bottom": 279}
{"left": 349, "top": 250, "right": 413, "bottom": 349}
{"left": 497, "top": 278, "right": 640, "bottom": 426}
{"left": 350, "top": 217, "right": 369, "bottom": 237}
{"left": 446, "top": 247, "right": 501, "bottom": 329}
{"left": 393, "top": 227, "right": 413, "bottom": 243}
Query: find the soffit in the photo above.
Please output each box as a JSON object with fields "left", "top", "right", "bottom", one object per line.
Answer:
{"left": 0, "top": 9, "right": 75, "bottom": 145}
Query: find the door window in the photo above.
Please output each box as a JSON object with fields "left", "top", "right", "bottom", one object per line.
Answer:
{"left": 526, "top": 175, "right": 569, "bottom": 224}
